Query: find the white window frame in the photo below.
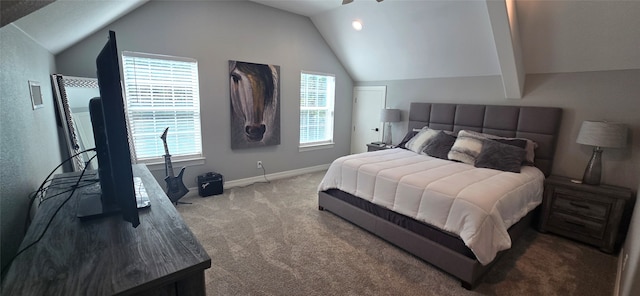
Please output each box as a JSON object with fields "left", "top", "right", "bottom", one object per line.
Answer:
{"left": 299, "top": 71, "right": 335, "bottom": 151}
{"left": 121, "top": 51, "right": 204, "bottom": 165}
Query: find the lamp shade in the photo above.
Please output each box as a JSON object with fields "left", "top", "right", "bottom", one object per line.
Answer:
{"left": 576, "top": 121, "right": 627, "bottom": 148}
{"left": 380, "top": 109, "right": 400, "bottom": 123}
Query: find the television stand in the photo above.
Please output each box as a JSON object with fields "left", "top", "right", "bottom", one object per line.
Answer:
{"left": 2, "top": 164, "right": 211, "bottom": 295}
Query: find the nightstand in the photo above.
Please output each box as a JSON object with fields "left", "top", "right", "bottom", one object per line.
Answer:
{"left": 366, "top": 143, "right": 394, "bottom": 152}
{"left": 538, "top": 175, "right": 634, "bottom": 253}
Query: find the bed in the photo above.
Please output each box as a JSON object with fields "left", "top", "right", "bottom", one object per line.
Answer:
{"left": 318, "top": 102, "right": 562, "bottom": 289}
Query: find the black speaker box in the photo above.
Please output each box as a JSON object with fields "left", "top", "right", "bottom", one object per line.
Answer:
{"left": 197, "top": 172, "right": 223, "bottom": 197}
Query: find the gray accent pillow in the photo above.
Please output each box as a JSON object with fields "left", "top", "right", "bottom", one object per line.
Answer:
{"left": 493, "top": 138, "right": 527, "bottom": 150}
{"left": 480, "top": 132, "right": 537, "bottom": 164}
{"left": 474, "top": 139, "right": 526, "bottom": 173}
{"left": 422, "top": 131, "right": 457, "bottom": 160}
{"left": 398, "top": 130, "right": 418, "bottom": 149}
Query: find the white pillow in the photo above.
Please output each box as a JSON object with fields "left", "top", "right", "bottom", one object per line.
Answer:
{"left": 404, "top": 127, "right": 439, "bottom": 153}
{"left": 447, "top": 130, "right": 485, "bottom": 165}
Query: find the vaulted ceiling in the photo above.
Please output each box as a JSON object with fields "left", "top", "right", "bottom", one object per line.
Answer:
{"left": 6, "top": 0, "right": 147, "bottom": 54}
{"left": 5, "top": 0, "right": 640, "bottom": 86}
{"left": 255, "top": 0, "right": 640, "bottom": 82}
{"left": 258, "top": 0, "right": 505, "bottom": 82}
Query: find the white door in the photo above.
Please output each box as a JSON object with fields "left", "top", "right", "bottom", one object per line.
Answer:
{"left": 350, "top": 86, "right": 387, "bottom": 154}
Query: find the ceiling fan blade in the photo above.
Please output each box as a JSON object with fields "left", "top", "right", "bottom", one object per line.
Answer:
{"left": 377, "top": 0, "right": 384, "bottom": 2}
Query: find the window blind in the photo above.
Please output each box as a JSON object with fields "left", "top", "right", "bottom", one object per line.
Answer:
{"left": 122, "top": 52, "right": 202, "bottom": 161}
{"left": 300, "top": 72, "right": 335, "bottom": 146}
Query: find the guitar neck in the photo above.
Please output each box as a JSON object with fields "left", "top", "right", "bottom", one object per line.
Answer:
{"left": 162, "top": 139, "right": 170, "bottom": 156}
{"left": 164, "top": 154, "right": 175, "bottom": 177}
{"left": 161, "top": 135, "right": 175, "bottom": 177}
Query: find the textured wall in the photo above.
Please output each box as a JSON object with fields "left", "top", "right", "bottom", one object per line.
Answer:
{"left": 0, "top": 24, "right": 62, "bottom": 271}
{"left": 359, "top": 69, "right": 640, "bottom": 191}
{"left": 517, "top": 1, "right": 640, "bottom": 74}
{"left": 55, "top": 1, "right": 353, "bottom": 188}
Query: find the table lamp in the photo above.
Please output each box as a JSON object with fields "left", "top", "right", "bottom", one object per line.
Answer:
{"left": 380, "top": 109, "right": 400, "bottom": 145}
{"left": 576, "top": 121, "right": 627, "bottom": 185}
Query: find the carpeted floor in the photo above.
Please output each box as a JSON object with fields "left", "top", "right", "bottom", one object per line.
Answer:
{"left": 176, "top": 171, "right": 617, "bottom": 296}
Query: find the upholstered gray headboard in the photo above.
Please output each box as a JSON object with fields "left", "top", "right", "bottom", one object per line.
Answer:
{"left": 408, "top": 103, "right": 562, "bottom": 176}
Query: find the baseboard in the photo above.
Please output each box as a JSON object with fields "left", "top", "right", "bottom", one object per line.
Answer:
{"left": 184, "top": 164, "right": 330, "bottom": 198}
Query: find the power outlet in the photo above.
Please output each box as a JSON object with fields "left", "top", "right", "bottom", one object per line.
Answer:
{"left": 257, "top": 161, "right": 263, "bottom": 169}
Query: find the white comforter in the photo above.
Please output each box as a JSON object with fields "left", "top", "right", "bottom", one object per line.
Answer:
{"left": 318, "top": 148, "right": 545, "bottom": 265}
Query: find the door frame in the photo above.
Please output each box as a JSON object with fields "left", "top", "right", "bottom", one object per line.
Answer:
{"left": 350, "top": 86, "right": 387, "bottom": 154}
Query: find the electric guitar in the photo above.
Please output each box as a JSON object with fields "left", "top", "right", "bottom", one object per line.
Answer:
{"left": 160, "top": 127, "right": 188, "bottom": 203}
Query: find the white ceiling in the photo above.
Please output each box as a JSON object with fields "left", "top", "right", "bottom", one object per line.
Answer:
{"left": 251, "top": 0, "right": 342, "bottom": 16}
{"left": 311, "top": 0, "right": 502, "bottom": 81}
{"left": 12, "top": 0, "right": 147, "bottom": 54}
{"left": 253, "top": 0, "right": 502, "bottom": 80}
{"left": 9, "top": 0, "right": 640, "bottom": 82}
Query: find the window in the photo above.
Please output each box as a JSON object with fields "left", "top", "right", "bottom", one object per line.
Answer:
{"left": 299, "top": 72, "right": 335, "bottom": 148}
{"left": 121, "top": 51, "right": 202, "bottom": 162}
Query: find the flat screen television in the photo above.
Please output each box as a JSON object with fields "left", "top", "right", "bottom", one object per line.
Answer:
{"left": 77, "top": 30, "right": 140, "bottom": 228}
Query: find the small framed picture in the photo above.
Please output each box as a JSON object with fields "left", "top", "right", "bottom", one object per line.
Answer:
{"left": 29, "top": 80, "right": 43, "bottom": 110}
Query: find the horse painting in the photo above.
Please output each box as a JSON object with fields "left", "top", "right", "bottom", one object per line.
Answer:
{"left": 229, "top": 60, "right": 280, "bottom": 149}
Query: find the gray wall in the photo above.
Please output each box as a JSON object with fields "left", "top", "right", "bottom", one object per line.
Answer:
{"left": 55, "top": 1, "right": 353, "bottom": 188}
{"left": 360, "top": 69, "right": 640, "bottom": 191}
{"left": 0, "top": 25, "right": 62, "bottom": 271}
{"left": 618, "top": 180, "right": 640, "bottom": 296}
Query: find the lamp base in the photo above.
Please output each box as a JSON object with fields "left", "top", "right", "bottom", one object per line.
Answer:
{"left": 582, "top": 147, "right": 602, "bottom": 185}
{"left": 383, "top": 122, "right": 393, "bottom": 145}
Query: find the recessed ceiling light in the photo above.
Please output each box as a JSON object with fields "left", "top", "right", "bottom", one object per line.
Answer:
{"left": 352, "top": 20, "right": 363, "bottom": 31}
